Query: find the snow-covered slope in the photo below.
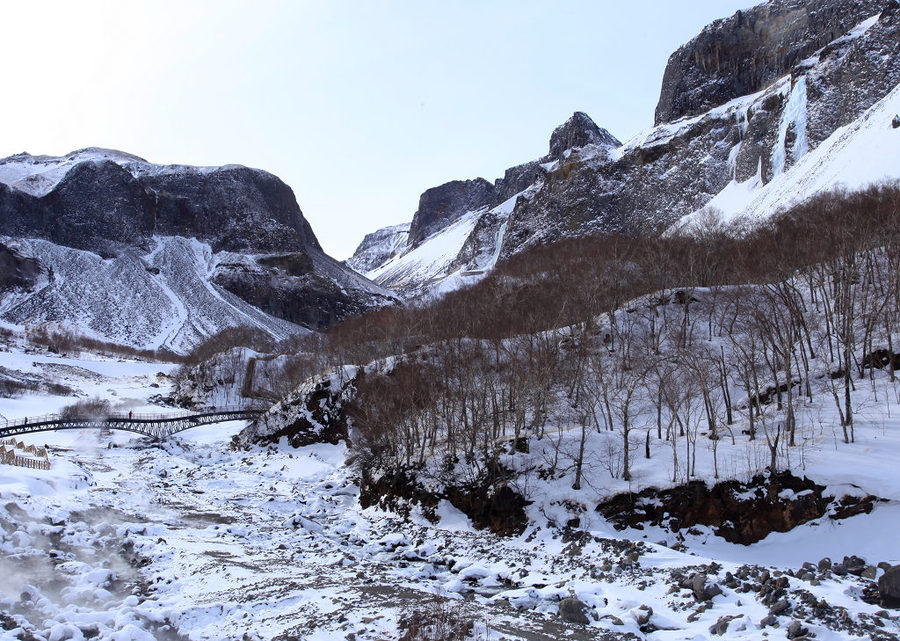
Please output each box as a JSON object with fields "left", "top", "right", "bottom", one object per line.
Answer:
{"left": 362, "top": 186, "right": 535, "bottom": 299}
{"left": 0, "top": 236, "right": 303, "bottom": 354}
{"left": 345, "top": 223, "right": 409, "bottom": 274}
{"left": 679, "top": 79, "right": 900, "bottom": 228}
{"left": 0, "top": 148, "right": 148, "bottom": 197}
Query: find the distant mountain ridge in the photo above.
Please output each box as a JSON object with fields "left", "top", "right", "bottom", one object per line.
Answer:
{"left": 349, "top": 0, "right": 900, "bottom": 299}
{"left": 0, "top": 147, "right": 318, "bottom": 255}
{"left": 0, "top": 148, "right": 396, "bottom": 352}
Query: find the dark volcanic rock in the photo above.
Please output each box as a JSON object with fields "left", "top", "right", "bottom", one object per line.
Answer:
{"left": 0, "top": 151, "right": 319, "bottom": 255}
{"left": 235, "top": 370, "right": 357, "bottom": 449}
{"left": 494, "top": 160, "right": 547, "bottom": 202}
{"left": 0, "top": 149, "right": 393, "bottom": 334}
{"left": 213, "top": 254, "right": 373, "bottom": 330}
{"left": 0, "top": 160, "right": 154, "bottom": 256}
{"left": 805, "top": 1, "right": 900, "bottom": 147}
{"left": 654, "top": 0, "right": 887, "bottom": 124}
{"left": 0, "top": 243, "right": 43, "bottom": 293}
{"left": 558, "top": 598, "right": 591, "bottom": 624}
{"left": 407, "top": 178, "right": 496, "bottom": 247}
{"left": 596, "top": 472, "right": 848, "bottom": 545}
{"left": 546, "top": 111, "right": 621, "bottom": 162}
{"left": 141, "top": 164, "right": 320, "bottom": 253}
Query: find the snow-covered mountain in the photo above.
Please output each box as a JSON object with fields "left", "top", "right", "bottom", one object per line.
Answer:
{"left": 0, "top": 148, "right": 397, "bottom": 351}
{"left": 676, "top": 62, "right": 900, "bottom": 229}
{"left": 347, "top": 114, "right": 619, "bottom": 298}
{"left": 350, "top": 0, "right": 900, "bottom": 298}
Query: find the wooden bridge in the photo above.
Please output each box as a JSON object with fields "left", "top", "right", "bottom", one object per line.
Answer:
{"left": 0, "top": 406, "right": 264, "bottom": 441}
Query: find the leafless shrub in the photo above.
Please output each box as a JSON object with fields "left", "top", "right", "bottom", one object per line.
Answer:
{"left": 59, "top": 397, "right": 112, "bottom": 420}
{"left": 398, "top": 595, "right": 480, "bottom": 641}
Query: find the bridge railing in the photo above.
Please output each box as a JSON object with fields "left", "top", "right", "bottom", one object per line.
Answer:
{"left": 1, "top": 404, "right": 264, "bottom": 429}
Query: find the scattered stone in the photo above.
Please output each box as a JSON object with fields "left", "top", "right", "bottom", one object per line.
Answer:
{"left": 769, "top": 599, "right": 791, "bottom": 616}
{"left": 710, "top": 614, "right": 740, "bottom": 635}
{"left": 600, "top": 614, "right": 624, "bottom": 626}
{"left": 832, "top": 563, "right": 848, "bottom": 576}
{"left": 862, "top": 566, "right": 878, "bottom": 580}
{"left": 818, "top": 557, "right": 832, "bottom": 572}
{"left": 892, "top": 114, "right": 900, "bottom": 129}
{"left": 631, "top": 605, "right": 653, "bottom": 626}
{"left": 760, "top": 614, "right": 778, "bottom": 628}
{"left": 787, "top": 620, "right": 809, "bottom": 639}
{"left": 690, "top": 573, "right": 722, "bottom": 601}
{"left": 844, "top": 555, "right": 867, "bottom": 576}
{"left": 558, "top": 598, "right": 590, "bottom": 625}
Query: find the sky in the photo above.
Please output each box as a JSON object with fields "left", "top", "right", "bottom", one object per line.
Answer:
{"left": 1, "top": 0, "right": 755, "bottom": 260}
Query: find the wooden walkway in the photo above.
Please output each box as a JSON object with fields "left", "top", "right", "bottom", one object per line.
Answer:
{"left": 0, "top": 406, "right": 263, "bottom": 440}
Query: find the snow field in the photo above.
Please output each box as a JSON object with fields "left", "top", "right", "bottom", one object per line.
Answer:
{"left": 0, "top": 345, "right": 898, "bottom": 639}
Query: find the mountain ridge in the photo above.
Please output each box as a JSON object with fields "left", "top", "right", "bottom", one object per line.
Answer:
{"left": 0, "top": 148, "right": 397, "bottom": 351}
{"left": 348, "top": 0, "right": 900, "bottom": 299}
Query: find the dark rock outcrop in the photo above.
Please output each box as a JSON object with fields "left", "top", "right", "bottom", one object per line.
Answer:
{"left": 546, "top": 111, "right": 621, "bottom": 162}
{"left": 235, "top": 369, "right": 358, "bottom": 449}
{"left": 804, "top": 1, "right": 900, "bottom": 146}
{"left": 407, "top": 178, "right": 497, "bottom": 248}
{"left": 140, "top": 164, "right": 320, "bottom": 253}
{"left": 0, "top": 151, "right": 318, "bottom": 255}
{"left": 596, "top": 472, "right": 879, "bottom": 545}
{"left": 654, "top": 0, "right": 888, "bottom": 124}
{"left": 0, "top": 243, "right": 43, "bottom": 293}
{"left": 494, "top": 161, "right": 548, "bottom": 203}
{"left": 0, "top": 149, "right": 394, "bottom": 335}
{"left": 213, "top": 258, "right": 369, "bottom": 330}
{"left": 558, "top": 598, "right": 591, "bottom": 625}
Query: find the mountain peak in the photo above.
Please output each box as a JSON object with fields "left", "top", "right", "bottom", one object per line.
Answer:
{"left": 547, "top": 112, "right": 621, "bottom": 162}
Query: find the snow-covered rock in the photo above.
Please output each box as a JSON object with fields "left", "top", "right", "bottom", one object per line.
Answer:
{"left": 0, "top": 148, "right": 397, "bottom": 347}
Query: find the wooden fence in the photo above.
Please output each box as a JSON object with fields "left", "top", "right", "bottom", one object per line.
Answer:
{"left": 0, "top": 438, "right": 51, "bottom": 471}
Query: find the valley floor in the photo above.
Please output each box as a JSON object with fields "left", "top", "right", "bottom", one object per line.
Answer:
{"left": 0, "top": 352, "right": 899, "bottom": 641}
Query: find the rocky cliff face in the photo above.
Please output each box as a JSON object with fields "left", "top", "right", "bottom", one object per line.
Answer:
{"left": 0, "top": 148, "right": 319, "bottom": 255}
{"left": 345, "top": 223, "right": 409, "bottom": 274}
{"left": 0, "top": 148, "right": 396, "bottom": 348}
{"left": 654, "top": 0, "right": 886, "bottom": 125}
{"left": 350, "top": 0, "right": 900, "bottom": 298}
{"left": 407, "top": 178, "right": 496, "bottom": 248}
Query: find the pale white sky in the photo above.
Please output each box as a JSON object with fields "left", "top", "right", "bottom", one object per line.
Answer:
{"left": 1, "top": 1, "right": 753, "bottom": 259}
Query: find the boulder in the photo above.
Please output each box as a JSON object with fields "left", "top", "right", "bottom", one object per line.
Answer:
{"left": 558, "top": 597, "right": 590, "bottom": 624}
{"left": 631, "top": 604, "right": 653, "bottom": 626}
{"left": 787, "top": 620, "right": 809, "bottom": 639}
{"left": 878, "top": 565, "right": 900, "bottom": 608}
{"left": 710, "top": 614, "right": 740, "bottom": 635}
{"left": 690, "top": 573, "right": 723, "bottom": 601}
{"left": 843, "top": 555, "right": 867, "bottom": 576}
